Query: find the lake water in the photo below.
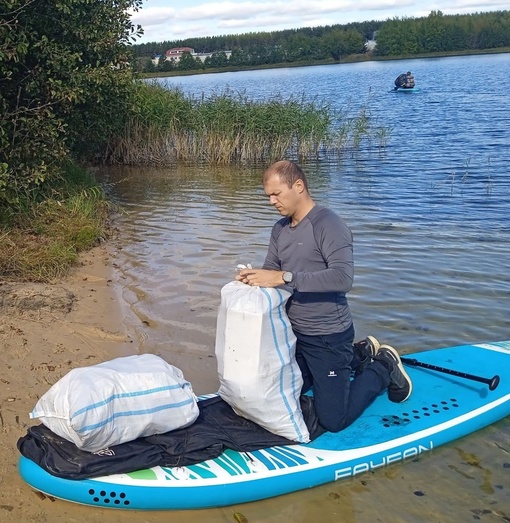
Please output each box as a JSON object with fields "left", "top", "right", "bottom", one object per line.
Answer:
{"left": 97, "top": 54, "right": 510, "bottom": 523}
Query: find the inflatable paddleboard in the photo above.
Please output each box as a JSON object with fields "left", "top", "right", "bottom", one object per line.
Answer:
{"left": 391, "top": 86, "right": 419, "bottom": 93}
{"left": 18, "top": 340, "right": 510, "bottom": 510}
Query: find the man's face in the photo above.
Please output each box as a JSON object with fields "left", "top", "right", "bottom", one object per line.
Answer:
{"left": 263, "top": 174, "right": 300, "bottom": 217}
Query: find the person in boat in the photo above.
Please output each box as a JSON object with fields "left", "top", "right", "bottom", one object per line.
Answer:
{"left": 394, "top": 71, "right": 415, "bottom": 89}
{"left": 236, "top": 160, "right": 412, "bottom": 433}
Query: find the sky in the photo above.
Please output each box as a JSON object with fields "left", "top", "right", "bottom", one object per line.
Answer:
{"left": 129, "top": 0, "right": 507, "bottom": 44}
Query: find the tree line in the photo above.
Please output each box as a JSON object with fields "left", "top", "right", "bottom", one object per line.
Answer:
{"left": 376, "top": 10, "right": 510, "bottom": 55}
{"left": 133, "top": 10, "right": 510, "bottom": 73}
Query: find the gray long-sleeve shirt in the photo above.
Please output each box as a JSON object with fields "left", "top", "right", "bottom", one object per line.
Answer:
{"left": 262, "top": 204, "right": 354, "bottom": 335}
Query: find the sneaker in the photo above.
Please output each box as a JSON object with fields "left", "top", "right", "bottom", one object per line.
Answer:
{"left": 375, "top": 344, "right": 413, "bottom": 403}
{"left": 353, "top": 335, "right": 381, "bottom": 375}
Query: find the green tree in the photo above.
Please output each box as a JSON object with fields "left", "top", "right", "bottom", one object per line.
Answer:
{"left": 418, "top": 11, "right": 447, "bottom": 52}
{"left": 446, "top": 20, "right": 469, "bottom": 51}
{"left": 282, "top": 33, "right": 322, "bottom": 61}
{"left": 321, "top": 29, "right": 364, "bottom": 61}
{"left": 209, "top": 51, "right": 229, "bottom": 68}
{"left": 228, "top": 47, "right": 246, "bottom": 67}
{"left": 160, "top": 58, "right": 175, "bottom": 72}
{"left": 195, "top": 56, "right": 205, "bottom": 70}
{"left": 178, "top": 51, "right": 199, "bottom": 70}
{"left": 145, "top": 58, "right": 157, "bottom": 73}
{"left": 375, "top": 18, "right": 419, "bottom": 55}
{"left": 131, "top": 10, "right": 510, "bottom": 65}
{"left": 0, "top": 0, "right": 142, "bottom": 204}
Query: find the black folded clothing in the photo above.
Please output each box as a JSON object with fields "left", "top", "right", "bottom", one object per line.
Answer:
{"left": 18, "top": 395, "right": 324, "bottom": 479}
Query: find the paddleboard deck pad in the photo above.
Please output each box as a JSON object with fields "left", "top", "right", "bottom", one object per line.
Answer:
{"left": 18, "top": 341, "right": 510, "bottom": 510}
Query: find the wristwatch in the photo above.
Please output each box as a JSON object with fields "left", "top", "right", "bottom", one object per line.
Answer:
{"left": 282, "top": 271, "right": 294, "bottom": 284}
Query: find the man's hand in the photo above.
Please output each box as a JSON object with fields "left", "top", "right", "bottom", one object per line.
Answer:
{"left": 235, "top": 269, "right": 285, "bottom": 288}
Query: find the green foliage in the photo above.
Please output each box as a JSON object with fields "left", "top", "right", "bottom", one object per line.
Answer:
{"left": 322, "top": 29, "right": 365, "bottom": 61}
{"left": 127, "top": 81, "right": 194, "bottom": 133}
{"left": 0, "top": 0, "right": 143, "bottom": 206}
{"left": 160, "top": 58, "right": 175, "bottom": 72}
{"left": 178, "top": 51, "right": 199, "bottom": 70}
{"left": 0, "top": 162, "right": 110, "bottom": 282}
{"left": 375, "top": 17, "right": 419, "bottom": 55}
{"left": 228, "top": 47, "right": 246, "bottom": 66}
{"left": 208, "top": 51, "right": 229, "bottom": 68}
{"left": 133, "top": 19, "right": 376, "bottom": 70}
{"left": 375, "top": 10, "right": 510, "bottom": 56}
{"left": 131, "top": 20, "right": 381, "bottom": 59}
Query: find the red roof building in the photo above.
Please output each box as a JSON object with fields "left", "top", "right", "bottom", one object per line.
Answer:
{"left": 165, "top": 47, "right": 195, "bottom": 58}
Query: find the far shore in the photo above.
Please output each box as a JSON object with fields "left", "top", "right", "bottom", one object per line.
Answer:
{"left": 142, "top": 47, "right": 510, "bottom": 79}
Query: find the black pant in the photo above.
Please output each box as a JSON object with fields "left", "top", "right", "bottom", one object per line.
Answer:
{"left": 294, "top": 324, "right": 390, "bottom": 432}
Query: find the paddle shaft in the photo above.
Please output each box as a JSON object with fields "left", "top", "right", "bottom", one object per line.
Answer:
{"left": 401, "top": 357, "right": 500, "bottom": 391}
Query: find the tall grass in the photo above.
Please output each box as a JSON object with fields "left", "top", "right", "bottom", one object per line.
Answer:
{"left": 108, "top": 82, "right": 387, "bottom": 165}
{"left": 0, "top": 164, "right": 111, "bottom": 282}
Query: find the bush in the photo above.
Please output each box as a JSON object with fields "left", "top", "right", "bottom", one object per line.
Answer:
{"left": 0, "top": 0, "right": 143, "bottom": 206}
{"left": 0, "top": 163, "right": 111, "bottom": 282}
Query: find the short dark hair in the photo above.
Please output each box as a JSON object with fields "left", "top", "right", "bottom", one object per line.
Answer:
{"left": 263, "top": 160, "right": 309, "bottom": 191}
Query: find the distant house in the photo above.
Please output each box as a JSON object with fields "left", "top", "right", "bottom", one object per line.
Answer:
{"left": 165, "top": 47, "right": 195, "bottom": 61}
{"left": 164, "top": 47, "right": 232, "bottom": 63}
{"left": 365, "top": 31, "right": 378, "bottom": 51}
{"left": 365, "top": 40, "right": 376, "bottom": 51}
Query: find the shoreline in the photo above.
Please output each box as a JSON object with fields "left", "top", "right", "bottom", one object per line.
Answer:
{"left": 0, "top": 243, "right": 227, "bottom": 523}
{"left": 0, "top": 243, "right": 137, "bottom": 521}
{"left": 2, "top": 241, "right": 509, "bottom": 522}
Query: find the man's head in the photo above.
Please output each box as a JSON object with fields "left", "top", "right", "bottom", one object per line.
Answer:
{"left": 262, "top": 160, "right": 312, "bottom": 221}
{"left": 263, "top": 160, "right": 309, "bottom": 191}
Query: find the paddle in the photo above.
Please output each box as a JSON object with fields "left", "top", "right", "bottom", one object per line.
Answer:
{"left": 401, "top": 357, "right": 500, "bottom": 391}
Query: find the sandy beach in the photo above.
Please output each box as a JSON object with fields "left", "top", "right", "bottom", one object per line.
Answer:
{"left": 0, "top": 244, "right": 135, "bottom": 521}
{"left": 0, "top": 245, "right": 247, "bottom": 523}
{"left": 0, "top": 242, "right": 276, "bottom": 523}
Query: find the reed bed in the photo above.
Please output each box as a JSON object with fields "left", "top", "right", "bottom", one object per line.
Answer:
{"left": 108, "top": 82, "right": 387, "bottom": 165}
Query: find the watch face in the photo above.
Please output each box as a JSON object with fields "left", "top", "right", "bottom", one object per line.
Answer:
{"left": 283, "top": 271, "right": 293, "bottom": 283}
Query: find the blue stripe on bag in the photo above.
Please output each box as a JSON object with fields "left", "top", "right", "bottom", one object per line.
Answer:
{"left": 260, "top": 287, "right": 306, "bottom": 442}
{"left": 274, "top": 288, "right": 301, "bottom": 404}
{"left": 73, "top": 397, "right": 196, "bottom": 433}
{"left": 70, "top": 384, "right": 187, "bottom": 419}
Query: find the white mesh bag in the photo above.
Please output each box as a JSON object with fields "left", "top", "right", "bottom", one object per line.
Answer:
{"left": 30, "top": 354, "right": 199, "bottom": 452}
{"left": 215, "top": 281, "right": 309, "bottom": 443}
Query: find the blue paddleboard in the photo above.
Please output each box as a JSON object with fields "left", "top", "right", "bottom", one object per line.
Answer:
{"left": 18, "top": 340, "right": 510, "bottom": 510}
{"left": 391, "top": 86, "right": 419, "bottom": 93}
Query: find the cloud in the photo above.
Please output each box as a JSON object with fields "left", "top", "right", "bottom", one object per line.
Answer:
{"left": 131, "top": 0, "right": 412, "bottom": 28}
{"left": 130, "top": 0, "right": 506, "bottom": 43}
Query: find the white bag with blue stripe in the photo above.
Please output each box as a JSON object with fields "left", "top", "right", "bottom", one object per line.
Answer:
{"left": 29, "top": 354, "right": 199, "bottom": 452}
{"left": 215, "top": 281, "right": 310, "bottom": 443}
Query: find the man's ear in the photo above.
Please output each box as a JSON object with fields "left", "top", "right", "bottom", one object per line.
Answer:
{"left": 294, "top": 179, "right": 305, "bottom": 193}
